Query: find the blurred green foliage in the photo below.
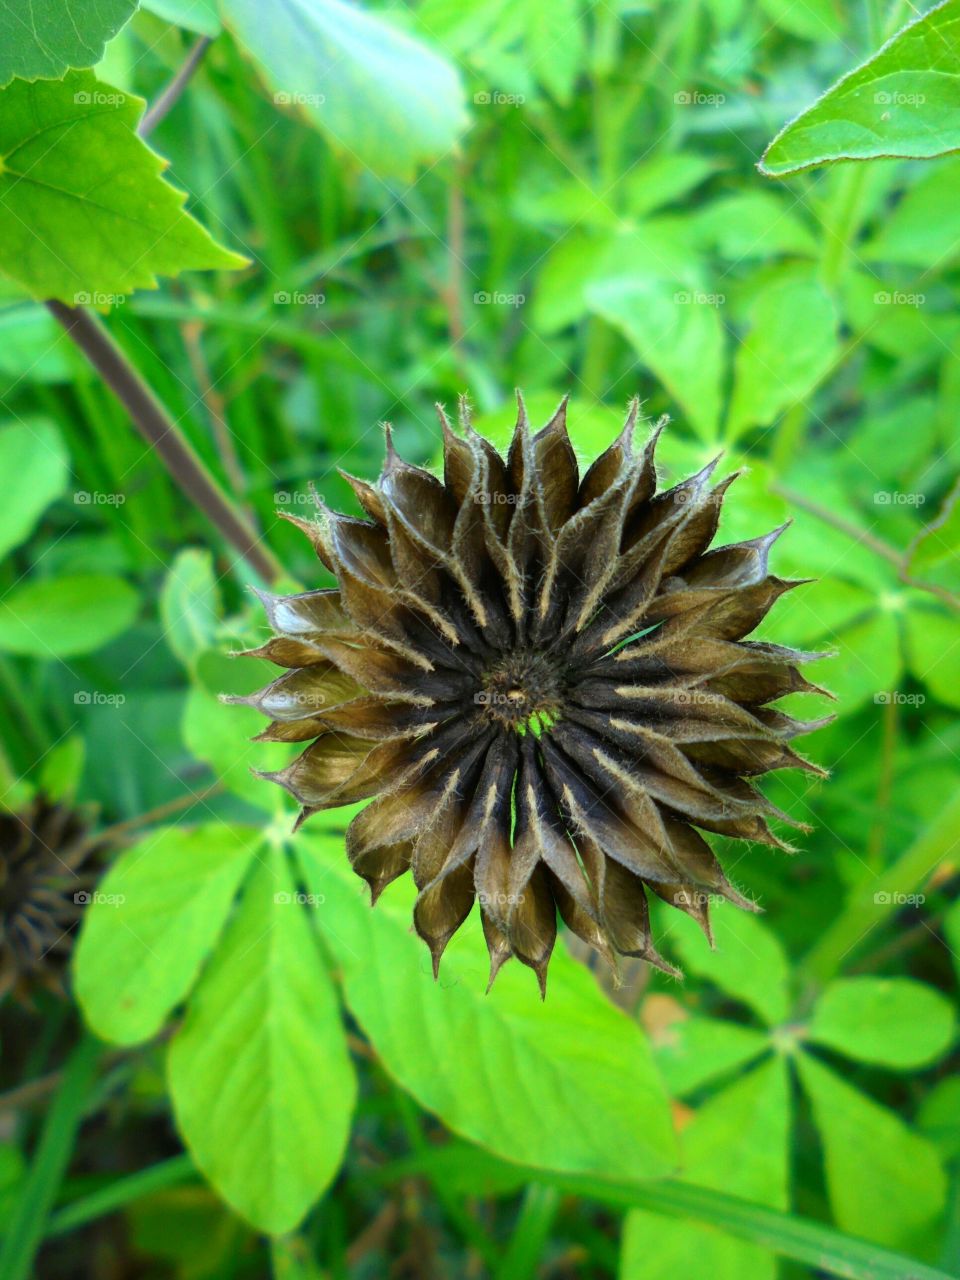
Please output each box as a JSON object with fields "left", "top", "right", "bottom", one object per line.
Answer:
{"left": 0, "top": 1, "right": 959, "bottom": 1277}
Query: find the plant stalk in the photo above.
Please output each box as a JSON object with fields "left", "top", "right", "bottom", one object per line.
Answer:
{"left": 48, "top": 302, "right": 282, "bottom": 583}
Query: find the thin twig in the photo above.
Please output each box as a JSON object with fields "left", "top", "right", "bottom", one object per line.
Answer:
{"left": 48, "top": 302, "right": 282, "bottom": 583}
{"left": 140, "top": 36, "right": 212, "bottom": 137}
{"left": 91, "top": 783, "right": 225, "bottom": 849}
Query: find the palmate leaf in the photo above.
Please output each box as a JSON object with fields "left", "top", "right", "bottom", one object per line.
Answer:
{"left": 760, "top": 0, "right": 960, "bottom": 176}
{"left": 220, "top": 0, "right": 468, "bottom": 177}
{"left": 0, "top": 0, "right": 138, "bottom": 86}
{"left": 297, "top": 832, "right": 678, "bottom": 1183}
{"left": 168, "top": 844, "right": 357, "bottom": 1235}
{"left": 0, "top": 70, "right": 246, "bottom": 305}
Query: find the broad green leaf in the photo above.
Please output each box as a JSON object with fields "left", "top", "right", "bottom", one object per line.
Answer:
{"left": 796, "top": 1052, "right": 945, "bottom": 1249}
{"left": 760, "top": 0, "right": 960, "bottom": 176}
{"left": 667, "top": 903, "right": 791, "bottom": 1027}
{"left": 758, "top": 577, "right": 874, "bottom": 647}
{"left": 807, "top": 977, "right": 955, "bottom": 1068}
{"left": 220, "top": 0, "right": 468, "bottom": 177}
{"left": 0, "top": 420, "right": 68, "bottom": 559}
{"left": 863, "top": 164, "right": 960, "bottom": 266}
{"left": 141, "top": 0, "right": 222, "bottom": 35}
{"left": 728, "top": 269, "right": 838, "bottom": 438}
{"left": 168, "top": 846, "right": 357, "bottom": 1234}
{"left": 905, "top": 606, "right": 960, "bottom": 708}
{"left": 0, "top": 71, "right": 246, "bottom": 305}
{"left": 622, "top": 1058, "right": 789, "bottom": 1280}
{"left": 74, "top": 824, "right": 261, "bottom": 1046}
{"left": 0, "top": 0, "right": 137, "bottom": 85}
{"left": 0, "top": 574, "right": 138, "bottom": 656}
{"left": 813, "top": 609, "right": 903, "bottom": 714}
{"left": 651, "top": 1014, "right": 770, "bottom": 1097}
{"left": 160, "top": 550, "right": 223, "bottom": 672}
{"left": 588, "top": 275, "right": 725, "bottom": 441}
{"left": 184, "top": 651, "right": 288, "bottom": 812}
{"left": 298, "top": 834, "right": 678, "bottom": 1182}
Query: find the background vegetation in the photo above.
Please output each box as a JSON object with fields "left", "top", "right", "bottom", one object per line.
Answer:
{"left": 0, "top": 0, "right": 959, "bottom": 1276}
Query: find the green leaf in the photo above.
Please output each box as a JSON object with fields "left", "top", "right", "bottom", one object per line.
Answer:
{"left": 587, "top": 275, "right": 725, "bottom": 441}
{"left": 0, "top": 574, "right": 138, "bottom": 656}
{"left": 622, "top": 1058, "right": 790, "bottom": 1280}
{"left": 141, "top": 0, "right": 222, "bottom": 35}
{"left": 74, "top": 824, "right": 261, "bottom": 1046}
{"left": 220, "top": 0, "right": 468, "bottom": 177}
{"left": 168, "top": 845, "right": 357, "bottom": 1234}
{"left": 760, "top": 0, "right": 960, "bottom": 176}
{"left": 0, "top": 71, "right": 247, "bottom": 305}
{"left": 160, "top": 550, "right": 223, "bottom": 672}
{"left": 0, "top": 0, "right": 137, "bottom": 86}
{"left": 807, "top": 977, "right": 956, "bottom": 1069}
{"left": 863, "top": 164, "right": 960, "bottom": 266}
{"left": 728, "top": 269, "right": 839, "bottom": 437}
{"left": 297, "top": 834, "right": 678, "bottom": 1183}
{"left": 943, "top": 898, "right": 960, "bottom": 985}
{"left": 905, "top": 606, "right": 960, "bottom": 708}
{"left": 0, "top": 420, "right": 68, "bottom": 559}
{"left": 652, "top": 1014, "right": 771, "bottom": 1097}
{"left": 796, "top": 1051, "right": 946, "bottom": 1250}
{"left": 668, "top": 903, "right": 791, "bottom": 1027}
{"left": 694, "top": 191, "right": 818, "bottom": 260}
{"left": 813, "top": 608, "right": 903, "bottom": 715}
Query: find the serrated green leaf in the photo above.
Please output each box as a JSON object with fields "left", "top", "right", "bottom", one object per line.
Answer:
{"left": 653, "top": 1015, "right": 771, "bottom": 1097}
{"left": 141, "top": 0, "right": 222, "bottom": 35}
{"left": 587, "top": 275, "right": 725, "bottom": 441}
{"left": 796, "top": 1052, "right": 946, "bottom": 1249}
{"left": 0, "top": 573, "right": 138, "bottom": 656}
{"left": 0, "top": 420, "right": 68, "bottom": 559}
{"left": 0, "top": 0, "right": 138, "bottom": 86}
{"left": 760, "top": 0, "right": 960, "bottom": 176}
{"left": 220, "top": 0, "right": 468, "bottom": 177}
{"left": 74, "top": 824, "right": 261, "bottom": 1045}
{"left": 807, "top": 977, "right": 955, "bottom": 1069}
{"left": 728, "top": 269, "right": 838, "bottom": 438}
{"left": 668, "top": 903, "right": 791, "bottom": 1027}
{"left": 297, "top": 833, "right": 678, "bottom": 1183}
{"left": 160, "top": 550, "right": 223, "bottom": 672}
{"left": 0, "top": 71, "right": 247, "bottom": 305}
{"left": 168, "top": 845, "right": 356, "bottom": 1234}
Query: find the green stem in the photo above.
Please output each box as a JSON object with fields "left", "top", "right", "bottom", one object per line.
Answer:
{"left": 803, "top": 790, "right": 960, "bottom": 986}
{"left": 45, "top": 1155, "right": 195, "bottom": 1238}
{"left": 494, "top": 1184, "right": 560, "bottom": 1280}
{"left": 47, "top": 302, "right": 282, "bottom": 583}
{"left": 0, "top": 1034, "right": 100, "bottom": 1280}
{"left": 821, "top": 165, "right": 869, "bottom": 289}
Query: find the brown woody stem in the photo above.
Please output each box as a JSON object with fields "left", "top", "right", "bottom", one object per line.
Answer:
{"left": 139, "top": 35, "right": 212, "bottom": 137}
{"left": 48, "top": 302, "right": 281, "bottom": 583}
